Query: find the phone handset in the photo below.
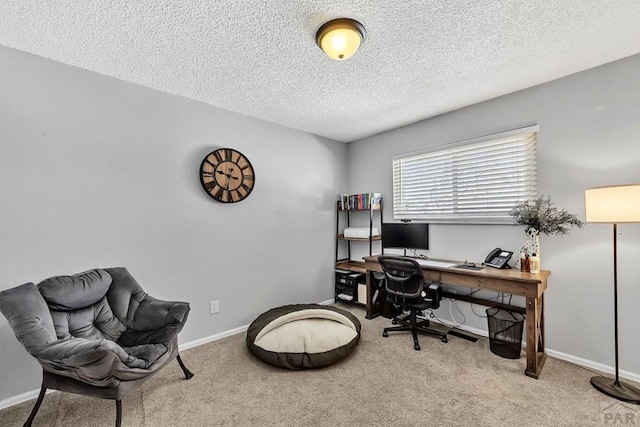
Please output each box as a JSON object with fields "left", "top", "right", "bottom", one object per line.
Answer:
{"left": 484, "top": 248, "right": 513, "bottom": 269}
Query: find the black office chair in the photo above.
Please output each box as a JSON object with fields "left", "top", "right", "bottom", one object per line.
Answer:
{"left": 378, "top": 256, "right": 448, "bottom": 350}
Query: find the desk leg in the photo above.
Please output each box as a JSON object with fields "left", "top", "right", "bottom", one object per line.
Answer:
{"left": 365, "top": 271, "right": 373, "bottom": 319}
{"left": 525, "top": 294, "right": 547, "bottom": 379}
{"left": 365, "top": 271, "right": 381, "bottom": 320}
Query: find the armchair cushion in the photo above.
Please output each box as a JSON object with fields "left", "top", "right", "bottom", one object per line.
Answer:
{"left": 32, "top": 337, "right": 173, "bottom": 387}
{"left": 0, "top": 282, "right": 57, "bottom": 349}
{"left": 104, "top": 267, "right": 189, "bottom": 334}
{"left": 39, "top": 269, "right": 112, "bottom": 310}
{"left": 49, "top": 297, "right": 127, "bottom": 342}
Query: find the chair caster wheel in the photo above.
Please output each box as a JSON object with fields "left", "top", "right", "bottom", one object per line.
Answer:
{"left": 382, "top": 331, "right": 388, "bottom": 337}
{"left": 392, "top": 319, "right": 398, "bottom": 325}
{"left": 414, "top": 344, "right": 420, "bottom": 351}
{"left": 441, "top": 337, "right": 448, "bottom": 343}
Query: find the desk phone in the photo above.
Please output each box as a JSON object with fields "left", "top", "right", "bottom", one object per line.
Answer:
{"left": 484, "top": 248, "right": 513, "bottom": 269}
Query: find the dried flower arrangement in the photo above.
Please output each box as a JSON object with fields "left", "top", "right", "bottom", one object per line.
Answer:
{"left": 509, "top": 196, "right": 584, "bottom": 236}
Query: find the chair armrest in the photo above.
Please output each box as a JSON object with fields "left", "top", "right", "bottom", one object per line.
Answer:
{"left": 131, "top": 296, "right": 190, "bottom": 332}
{"left": 117, "top": 326, "right": 178, "bottom": 347}
{"left": 32, "top": 337, "right": 103, "bottom": 360}
{"left": 33, "top": 337, "right": 150, "bottom": 372}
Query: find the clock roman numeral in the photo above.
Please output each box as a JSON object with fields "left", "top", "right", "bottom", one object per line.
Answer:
{"left": 241, "top": 183, "right": 251, "bottom": 193}
{"left": 204, "top": 159, "right": 216, "bottom": 168}
{"left": 213, "top": 186, "right": 224, "bottom": 200}
{"left": 204, "top": 180, "right": 217, "bottom": 191}
{"left": 224, "top": 149, "right": 233, "bottom": 161}
{"left": 243, "top": 174, "right": 253, "bottom": 181}
{"left": 213, "top": 150, "right": 223, "bottom": 163}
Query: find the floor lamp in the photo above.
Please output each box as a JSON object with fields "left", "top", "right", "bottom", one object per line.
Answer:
{"left": 585, "top": 184, "right": 640, "bottom": 403}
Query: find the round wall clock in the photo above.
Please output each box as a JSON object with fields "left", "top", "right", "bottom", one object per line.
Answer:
{"left": 199, "top": 148, "right": 255, "bottom": 203}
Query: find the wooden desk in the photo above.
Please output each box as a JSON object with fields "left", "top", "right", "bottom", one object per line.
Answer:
{"left": 363, "top": 255, "right": 551, "bottom": 379}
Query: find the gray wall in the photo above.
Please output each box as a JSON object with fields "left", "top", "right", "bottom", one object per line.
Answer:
{"left": 348, "top": 54, "right": 640, "bottom": 379}
{"left": 2, "top": 42, "right": 640, "bottom": 406}
{"left": 0, "top": 46, "right": 347, "bottom": 403}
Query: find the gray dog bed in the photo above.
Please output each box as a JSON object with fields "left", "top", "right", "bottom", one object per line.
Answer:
{"left": 246, "top": 304, "right": 361, "bottom": 370}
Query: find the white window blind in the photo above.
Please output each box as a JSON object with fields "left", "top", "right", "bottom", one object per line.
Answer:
{"left": 392, "top": 125, "right": 538, "bottom": 223}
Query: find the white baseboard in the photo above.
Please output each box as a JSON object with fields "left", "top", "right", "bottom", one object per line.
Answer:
{"left": 0, "top": 388, "right": 55, "bottom": 411}
{"left": 180, "top": 299, "right": 334, "bottom": 352}
{"left": 0, "top": 326, "right": 255, "bottom": 411}
{"left": 179, "top": 324, "right": 249, "bottom": 352}
{"left": 546, "top": 348, "right": 640, "bottom": 384}
{"left": 2, "top": 303, "right": 638, "bottom": 410}
{"left": 0, "top": 299, "right": 337, "bottom": 411}
{"left": 431, "top": 318, "right": 640, "bottom": 384}
{"left": 440, "top": 321, "right": 489, "bottom": 339}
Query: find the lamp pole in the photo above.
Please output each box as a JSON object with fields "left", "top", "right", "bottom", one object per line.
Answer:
{"left": 612, "top": 223, "right": 619, "bottom": 387}
{"left": 586, "top": 184, "right": 640, "bottom": 403}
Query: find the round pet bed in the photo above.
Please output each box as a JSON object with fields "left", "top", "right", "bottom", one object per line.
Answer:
{"left": 246, "top": 304, "right": 361, "bottom": 370}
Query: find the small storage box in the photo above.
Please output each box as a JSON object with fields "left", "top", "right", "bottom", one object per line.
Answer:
{"left": 343, "top": 227, "right": 380, "bottom": 238}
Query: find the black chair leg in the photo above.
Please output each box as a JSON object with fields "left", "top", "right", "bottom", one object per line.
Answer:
{"left": 384, "top": 310, "right": 448, "bottom": 349}
{"left": 410, "top": 311, "right": 421, "bottom": 351}
{"left": 115, "top": 399, "right": 122, "bottom": 427}
{"left": 23, "top": 384, "right": 46, "bottom": 427}
{"left": 416, "top": 315, "right": 448, "bottom": 343}
{"left": 176, "top": 354, "right": 194, "bottom": 380}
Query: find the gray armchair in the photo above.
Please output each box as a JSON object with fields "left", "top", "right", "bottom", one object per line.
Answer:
{"left": 0, "top": 267, "right": 193, "bottom": 427}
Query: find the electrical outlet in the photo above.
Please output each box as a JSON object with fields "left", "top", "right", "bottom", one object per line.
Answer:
{"left": 210, "top": 300, "right": 219, "bottom": 314}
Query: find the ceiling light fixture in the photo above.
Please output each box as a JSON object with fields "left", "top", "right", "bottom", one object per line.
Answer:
{"left": 316, "top": 18, "right": 366, "bottom": 60}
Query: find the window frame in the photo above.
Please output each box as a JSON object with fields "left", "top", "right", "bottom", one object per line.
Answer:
{"left": 392, "top": 125, "right": 539, "bottom": 224}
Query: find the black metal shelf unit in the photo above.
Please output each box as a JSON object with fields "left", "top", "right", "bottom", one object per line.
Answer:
{"left": 334, "top": 195, "right": 382, "bottom": 305}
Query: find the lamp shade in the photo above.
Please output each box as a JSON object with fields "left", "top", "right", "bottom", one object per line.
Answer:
{"left": 316, "top": 18, "right": 365, "bottom": 60}
{"left": 585, "top": 184, "right": 640, "bottom": 223}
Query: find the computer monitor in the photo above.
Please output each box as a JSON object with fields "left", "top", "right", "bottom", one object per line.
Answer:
{"left": 381, "top": 222, "right": 429, "bottom": 251}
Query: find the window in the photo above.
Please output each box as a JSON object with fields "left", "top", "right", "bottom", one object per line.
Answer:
{"left": 392, "top": 125, "right": 538, "bottom": 224}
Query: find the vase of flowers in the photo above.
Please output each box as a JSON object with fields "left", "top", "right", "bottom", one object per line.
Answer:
{"left": 509, "top": 196, "right": 583, "bottom": 272}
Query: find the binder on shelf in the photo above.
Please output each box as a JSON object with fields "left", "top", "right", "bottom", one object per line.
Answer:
{"left": 338, "top": 192, "right": 382, "bottom": 210}
{"left": 357, "top": 284, "right": 367, "bottom": 304}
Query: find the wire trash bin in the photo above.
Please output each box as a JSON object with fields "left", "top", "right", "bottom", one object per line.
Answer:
{"left": 486, "top": 308, "right": 525, "bottom": 359}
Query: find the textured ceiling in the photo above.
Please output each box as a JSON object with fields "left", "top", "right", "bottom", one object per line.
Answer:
{"left": 1, "top": 1, "right": 640, "bottom": 142}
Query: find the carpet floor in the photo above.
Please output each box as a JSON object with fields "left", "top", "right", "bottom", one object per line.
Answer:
{"left": 0, "top": 303, "right": 633, "bottom": 426}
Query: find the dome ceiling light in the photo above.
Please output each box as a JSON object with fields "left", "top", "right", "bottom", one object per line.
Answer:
{"left": 316, "top": 18, "right": 366, "bottom": 60}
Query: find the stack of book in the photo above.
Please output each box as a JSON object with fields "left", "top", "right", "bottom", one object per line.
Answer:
{"left": 338, "top": 193, "right": 382, "bottom": 210}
